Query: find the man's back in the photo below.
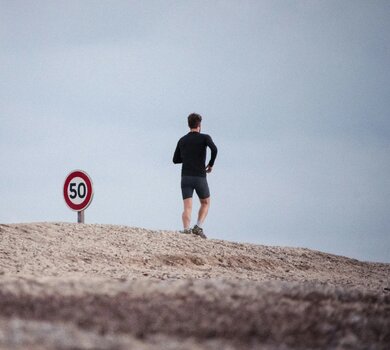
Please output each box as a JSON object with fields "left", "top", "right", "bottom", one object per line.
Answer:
{"left": 173, "top": 131, "right": 217, "bottom": 177}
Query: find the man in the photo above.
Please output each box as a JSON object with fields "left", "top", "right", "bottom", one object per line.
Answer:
{"left": 173, "top": 113, "right": 218, "bottom": 238}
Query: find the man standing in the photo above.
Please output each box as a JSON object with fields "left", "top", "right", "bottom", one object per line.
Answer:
{"left": 173, "top": 113, "right": 218, "bottom": 238}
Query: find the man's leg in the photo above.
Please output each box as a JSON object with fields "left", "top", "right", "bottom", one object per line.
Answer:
{"left": 197, "top": 197, "right": 210, "bottom": 227}
{"left": 182, "top": 198, "right": 192, "bottom": 230}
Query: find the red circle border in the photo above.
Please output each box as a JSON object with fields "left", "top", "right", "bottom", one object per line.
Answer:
{"left": 63, "top": 170, "right": 93, "bottom": 211}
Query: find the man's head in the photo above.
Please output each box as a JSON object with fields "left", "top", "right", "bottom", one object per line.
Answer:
{"left": 188, "top": 113, "right": 202, "bottom": 130}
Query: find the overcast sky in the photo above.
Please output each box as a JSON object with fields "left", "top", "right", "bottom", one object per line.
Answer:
{"left": 1, "top": 1, "right": 389, "bottom": 263}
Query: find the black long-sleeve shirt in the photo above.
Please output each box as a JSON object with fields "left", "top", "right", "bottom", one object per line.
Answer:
{"left": 173, "top": 131, "right": 218, "bottom": 177}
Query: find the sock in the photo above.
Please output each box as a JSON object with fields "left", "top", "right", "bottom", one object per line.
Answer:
{"left": 196, "top": 221, "right": 202, "bottom": 228}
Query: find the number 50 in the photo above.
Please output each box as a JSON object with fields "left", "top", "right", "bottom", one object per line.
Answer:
{"left": 69, "top": 182, "right": 86, "bottom": 199}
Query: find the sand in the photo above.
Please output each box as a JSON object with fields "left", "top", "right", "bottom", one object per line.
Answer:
{"left": 0, "top": 222, "right": 389, "bottom": 349}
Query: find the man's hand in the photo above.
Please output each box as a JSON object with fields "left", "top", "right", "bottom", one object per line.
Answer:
{"left": 206, "top": 165, "right": 213, "bottom": 173}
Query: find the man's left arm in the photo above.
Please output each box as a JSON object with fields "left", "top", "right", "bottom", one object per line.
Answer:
{"left": 206, "top": 135, "right": 218, "bottom": 172}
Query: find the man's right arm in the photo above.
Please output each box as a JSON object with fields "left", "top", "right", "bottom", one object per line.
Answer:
{"left": 173, "top": 141, "right": 182, "bottom": 164}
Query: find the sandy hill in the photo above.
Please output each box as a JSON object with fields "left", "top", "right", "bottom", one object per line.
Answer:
{"left": 0, "top": 222, "right": 389, "bottom": 349}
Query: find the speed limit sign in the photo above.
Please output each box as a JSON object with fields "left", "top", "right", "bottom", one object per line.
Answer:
{"left": 63, "top": 170, "right": 93, "bottom": 222}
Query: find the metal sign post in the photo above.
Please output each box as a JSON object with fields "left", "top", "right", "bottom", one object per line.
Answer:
{"left": 63, "top": 170, "right": 94, "bottom": 223}
{"left": 78, "top": 211, "right": 85, "bottom": 224}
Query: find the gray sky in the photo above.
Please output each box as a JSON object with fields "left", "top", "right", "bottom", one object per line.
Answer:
{"left": 1, "top": 0, "right": 389, "bottom": 263}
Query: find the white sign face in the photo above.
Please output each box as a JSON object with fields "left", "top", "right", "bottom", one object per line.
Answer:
{"left": 67, "top": 177, "right": 88, "bottom": 205}
{"left": 63, "top": 170, "right": 93, "bottom": 212}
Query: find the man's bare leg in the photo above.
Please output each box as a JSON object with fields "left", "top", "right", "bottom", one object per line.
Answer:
{"left": 182, "top": 198, "right": 192, "bottom": 229}
{"left": 197, "top": 197, "right": 210, "bottom": 227}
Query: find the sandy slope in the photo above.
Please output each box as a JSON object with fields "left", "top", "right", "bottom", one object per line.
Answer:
{"left": 0, "top": 222, "right": 389, "bottom": 349}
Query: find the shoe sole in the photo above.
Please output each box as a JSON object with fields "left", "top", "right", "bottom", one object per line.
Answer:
{"left": 192, "top": 232, "right": 207, "bottom": 239}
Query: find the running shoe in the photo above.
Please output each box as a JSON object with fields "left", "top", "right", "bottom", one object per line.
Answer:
{"left": 181, "top": 228, "right": 192, "bottom": 234}
{"left": 192, "top": 225, "right": 207, "bottom": 239}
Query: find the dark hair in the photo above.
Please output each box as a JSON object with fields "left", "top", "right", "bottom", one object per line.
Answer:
{"left": 188, "top": 113, "right": 202, "bottom": 129}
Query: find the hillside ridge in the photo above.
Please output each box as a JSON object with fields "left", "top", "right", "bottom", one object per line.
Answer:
{"left": 0, "top": 222, "right": 389, "bottom": 349}
{"left": 0, "top": 222, "right": 388, "bottom": 292}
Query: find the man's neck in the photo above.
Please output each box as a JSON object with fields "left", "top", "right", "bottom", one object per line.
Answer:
{"left": 190, "top": 127, "right": 200, "bottom": 133}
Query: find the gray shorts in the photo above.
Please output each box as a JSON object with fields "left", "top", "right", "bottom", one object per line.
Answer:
{"left": 181, "top": 176, "right": 210, "bottom": 200}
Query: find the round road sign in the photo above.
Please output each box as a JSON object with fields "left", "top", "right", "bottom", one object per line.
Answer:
{"left": 63, "top": 170, "right": 94, "bottom": 211}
